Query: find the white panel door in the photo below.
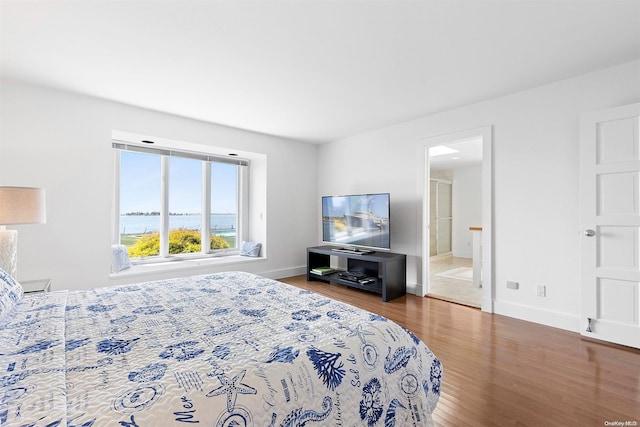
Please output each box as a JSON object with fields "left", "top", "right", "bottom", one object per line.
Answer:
{"left": 580, "top": 103, "right": 640, "bottom": 348}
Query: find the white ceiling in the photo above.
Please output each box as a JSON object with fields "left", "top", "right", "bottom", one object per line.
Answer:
{"left": 430, "top": 137, "right": 483, "bottom": 170}
{"left": 1, "top": 1, "right": 638, "bottom": 144}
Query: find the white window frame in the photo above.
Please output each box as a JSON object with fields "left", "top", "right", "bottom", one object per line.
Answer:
{"left": 112, "top": 141, "right": 249, "bottom": 264}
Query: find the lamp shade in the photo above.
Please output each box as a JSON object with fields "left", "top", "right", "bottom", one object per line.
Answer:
{"left": 0, "top": 187, "right": 46, "bottom": 225}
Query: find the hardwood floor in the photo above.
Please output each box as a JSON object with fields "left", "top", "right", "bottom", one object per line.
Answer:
{"left": 279, "top": 275, "right": 640, "bottom": 427}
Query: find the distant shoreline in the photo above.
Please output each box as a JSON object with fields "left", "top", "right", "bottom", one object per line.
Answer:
{"left": 121, "top": 212, "right": 235, "bottom": 216}
{"left": 120, "top": 213, "right": 236, "bottom": 235}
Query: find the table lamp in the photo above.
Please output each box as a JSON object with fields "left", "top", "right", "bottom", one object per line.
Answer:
{"left": 0, "top": 186, "right": 46, "bottom": 279}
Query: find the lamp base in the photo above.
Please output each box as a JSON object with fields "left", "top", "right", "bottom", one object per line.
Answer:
{"left": 0, "top": 229, "right": 18, "bottom": 278}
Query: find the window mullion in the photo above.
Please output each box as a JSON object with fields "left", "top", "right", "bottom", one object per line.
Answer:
{"left": 238, "top": 165, "right": 249, "bottom": 245}
{"left": 113, "top": 151, "right": 122, "bottom": 244}
{"left": 202, "top": 162, "right": 211, "bottom": 254}
{"left": 160, "top": 156, "right": 170, "bottom": 257}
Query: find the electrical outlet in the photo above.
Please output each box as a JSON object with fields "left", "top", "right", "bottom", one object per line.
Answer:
{"left": 507, "top": 281, "right": 519, "bottom": 290}
{"left": 537, "top": 285, "right": 546, "bottom": 297}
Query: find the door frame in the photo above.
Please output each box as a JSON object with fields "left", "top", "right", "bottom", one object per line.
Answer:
{"left": 419, "top": 126, "right": 494, "bottom": 312}
{"left": 430, "top": 178, "right": 454, "bottom": 257}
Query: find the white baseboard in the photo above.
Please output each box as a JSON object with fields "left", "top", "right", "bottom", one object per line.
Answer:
{"left": 481, "top": 296, "right": 494, "bottom": 313}
{"left": 407, "top": 282, "right": 419, "bottom": 296}
{"left": 494, "top": 300, "right": 581, "bottom": 333}
{"left": 259, "top": 266, "right": 307, "bottom": 280}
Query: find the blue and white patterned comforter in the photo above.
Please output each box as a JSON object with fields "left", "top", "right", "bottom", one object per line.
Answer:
{"left": 0, "top": 271, "right": 442, "bottom": 426}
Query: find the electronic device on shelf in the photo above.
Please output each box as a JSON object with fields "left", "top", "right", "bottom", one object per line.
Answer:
{"left": 339, "top": 273, "right": 376, "bottom": 285}
{"left": 322, "top": 193, "right": 390, "bottom": 253}
{"left": 339, "top": 271, "right": 367, "bottom": 282}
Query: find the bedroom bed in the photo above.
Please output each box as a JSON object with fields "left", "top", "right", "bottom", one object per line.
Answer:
{"left": 0, "top": 269, "right": 442, "bottom": 426}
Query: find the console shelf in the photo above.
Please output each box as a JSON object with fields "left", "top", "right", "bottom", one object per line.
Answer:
{"left": 306, "top": 245, "right": 406, "bottom": 302}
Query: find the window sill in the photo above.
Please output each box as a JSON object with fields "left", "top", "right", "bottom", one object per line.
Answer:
{"left": 109, "top": 255, "right": 265, "bottom": 280}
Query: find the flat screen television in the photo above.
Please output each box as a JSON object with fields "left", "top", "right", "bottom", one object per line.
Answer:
{"left": 322, "top": 193, "right": 390, "bottom": 252}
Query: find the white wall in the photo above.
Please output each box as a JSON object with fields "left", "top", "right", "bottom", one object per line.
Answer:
{"left": 318, "top": 60, "right": 640, "bottom": 331}
{"left": 0, "top": 79, "right": 318, "bottom": 290}
{"left": 452, "top": 165, "right": 482, "bottom": 259}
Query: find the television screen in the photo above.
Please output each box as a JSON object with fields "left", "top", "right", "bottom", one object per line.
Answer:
{"left": 322, "top": 193, "right": 390, "bottom": 250}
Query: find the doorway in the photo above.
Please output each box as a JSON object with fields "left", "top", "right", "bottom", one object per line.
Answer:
{"left": 420, "top": 126, "right": 493, "bottom": 313}
{"left": 429, "top": 141, "right": 481, "bottom": 307}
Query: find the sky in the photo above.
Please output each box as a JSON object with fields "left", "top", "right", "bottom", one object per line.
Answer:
{"left": 120, "top": 151, "right": 237, "bottom": 214}
{"left": 322, "top": 193, "right": 390, "bottom": 218}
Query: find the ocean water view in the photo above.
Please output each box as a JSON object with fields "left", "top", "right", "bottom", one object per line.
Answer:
{"left": 120, "top": 214, "right": 237, "bottom": 235}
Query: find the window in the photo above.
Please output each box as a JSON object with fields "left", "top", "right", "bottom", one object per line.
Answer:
{"left": 113, "top": 142, "right": 248, "bottom": 262}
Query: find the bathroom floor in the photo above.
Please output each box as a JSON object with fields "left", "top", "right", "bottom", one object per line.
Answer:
{"left": 428, "top": 254, "right": 482, "bottom": 308}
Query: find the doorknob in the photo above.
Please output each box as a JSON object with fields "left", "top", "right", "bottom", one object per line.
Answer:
{"left": 584, "top": 229, "right": 596, "bottom": 237}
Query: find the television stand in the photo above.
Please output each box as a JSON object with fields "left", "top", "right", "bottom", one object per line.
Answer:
{"left": 307, "top": 245, "right": 406, "bottom": 302}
